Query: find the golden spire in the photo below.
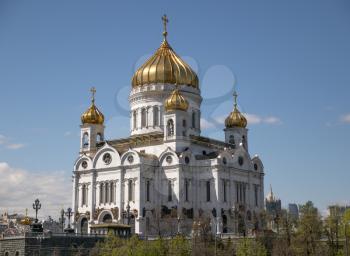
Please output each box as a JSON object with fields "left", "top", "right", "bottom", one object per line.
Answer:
{"left": 131, "top": 15, "right": 199, "bottom": 88}
{"left": 225, "top": 90, "right": 247, "bottom": 128}
{"left": 81, "top": 87, "right": 105, "bottom": 125}
{"left": 162, "top": 14, "right": 169, "bottom": 41}
{"left": 20, "top": 208, "right": 32, "bottom": 225}
{"left": 164, "top": 87, "right": 189, "bottom": 112}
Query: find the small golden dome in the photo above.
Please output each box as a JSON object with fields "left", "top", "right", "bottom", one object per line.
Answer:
{"left": 20, "top": 217, "right": 32, "bottom": 226}
{"left": 164, "top": 88, "right": 189, "bottom": 112}
{"left": 20, "top": 209, "right": 32, "bottom": 225}
{"left": 81, "top": 87, "right": 104, "bottom": 125}
{"left": 132, "top": 15, "right": 199, "bottom": 88}
{"left": 225, "top": 91, "right": 247, "bottom": 128}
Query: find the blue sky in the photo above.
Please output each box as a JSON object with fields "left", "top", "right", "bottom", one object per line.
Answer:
{"left": 0, "top": 0, "right": 349, "bottom": 217}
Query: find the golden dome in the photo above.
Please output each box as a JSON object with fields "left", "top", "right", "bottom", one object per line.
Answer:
{"left": 164, "top": 88, "right": 189, "bottom": 112}
{"left": 132, "top": 15, "right": 199, "bottom": 88}
{"left": 81, "top": 87, "right": 104, "bottom": 125}
{"left": 225, "top": 91, "right": 247, "bottom": 128}
{"left": 20, "top": 209, "right": 32, "bottom": 225}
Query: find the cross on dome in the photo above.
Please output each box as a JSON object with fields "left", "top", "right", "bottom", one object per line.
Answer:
{"left": 90, "top": 87, "right": 96, "bottom": 104}
{"left": 162, "top": 14, "right": 169, "bottom": 40}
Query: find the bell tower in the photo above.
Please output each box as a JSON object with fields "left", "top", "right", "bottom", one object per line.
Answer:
{"left": 163, "top": 88, "right": 190, "bottom": 151}
{"left": 80, "top": 87, "right": 105, "bottom": 156}
{"left": 224, "top": 91, "right": 248, "bottom": 151}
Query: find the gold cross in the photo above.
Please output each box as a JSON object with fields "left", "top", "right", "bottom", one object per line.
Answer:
{"left": 162, "top": 14, "right": 169, "bottom": 40}
{"left": 233, "top": 90, "right": 238, "bottom": 109}
{"left": 90, "top": 87, "right": 96, "bottom": 103}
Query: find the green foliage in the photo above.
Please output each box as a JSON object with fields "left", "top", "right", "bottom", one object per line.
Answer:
{"left": 236, "top": 238, "right": 267, "bottom": 256}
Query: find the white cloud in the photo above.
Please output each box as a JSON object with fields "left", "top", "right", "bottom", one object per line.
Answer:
{"left": 340, "top": 114, "right": 350, "bottom": 124}
{"left": 6, "top": 143, "right": 25, "bottom": 150}
{"left": 0, "top": 135, "right": 25, "bottom": 150}
{"left": 214, "top": 113, "right": 282, "bottom": 126}
{"left": 200, "top": 118, "right": 216, "bottom": 130}
{"left": 0, "top": 162, "right": 71, "bottom": 219}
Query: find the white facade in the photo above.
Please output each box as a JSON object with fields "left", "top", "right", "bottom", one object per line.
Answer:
{"left": 72, "top": 39, "right": 265, "bottom": 237}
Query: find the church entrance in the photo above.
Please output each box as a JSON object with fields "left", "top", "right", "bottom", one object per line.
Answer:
{"left": 81, "top": 218, "right": 88, "bottom": 234}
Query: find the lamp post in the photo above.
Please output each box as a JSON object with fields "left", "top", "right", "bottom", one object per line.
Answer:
{"left": 32, "top": 199, "right": 41, "bottom": 223}
{"left": 64, "top": 207, "right": 74, "bottom": 233}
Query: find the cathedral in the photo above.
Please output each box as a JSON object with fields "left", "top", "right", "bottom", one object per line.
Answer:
{"left": 72, "top": 16, "right": 265, "bottom": 236}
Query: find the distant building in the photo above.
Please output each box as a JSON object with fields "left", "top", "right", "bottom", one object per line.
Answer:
{"left": 328, "top": 205, "right": 350, "bottom": 217}
{"left": 288, "top": 204, "right": 299, "bottom": 219}
{"left": 265, "top": 186, "right": 281, "bottom": 231}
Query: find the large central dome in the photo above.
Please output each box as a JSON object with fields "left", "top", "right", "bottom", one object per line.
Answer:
{"left": 131, "top": 39, "right": 199, "bottom": 88}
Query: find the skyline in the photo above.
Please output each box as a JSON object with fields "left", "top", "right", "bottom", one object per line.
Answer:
{"left": 0, "top": 0, "right": 349, "bottom": 218}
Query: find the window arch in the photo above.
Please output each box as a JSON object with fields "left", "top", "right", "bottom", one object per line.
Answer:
{"left": 167, "top": 119, "right": 174, "bottom": 136}
{"left": 82, "top": 184, "right": 88, "bottom": 206}
{"left": 133, "top": 110, "right": 137, "bottom": 129}
{"left": 82, "top": 132, "right": 89, "bottom": 148}
{"left": 141, "top": 108, "right": 147, "bottom": 128}
{"left": 153, "top": 106, "right": 159, "bottom": 126}
{"left": 100, "top": 183, "right": 104, "bottom": 204}
{"left": 229, "top": 135, "right": 235, "bottom": 145}
{"left": 97, "top": 133, "right": 103, "bottom": 142}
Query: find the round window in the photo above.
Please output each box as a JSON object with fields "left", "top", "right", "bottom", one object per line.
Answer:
{"left": 103, "top": 153, "right": 112, "bottom": 165}
{"left": 254, "top": 163, "right": 258, "bottom": 171}
{"left": 185, "top": 156, "right": 190, "bottom": 164}
{"left": 81, "top": 161, "right": 88, "bottom": 169}
{"left": 223, "top": 157, "right": 227, "bottom": 165}
{"left": 238, "top": 156, "right": 244, "bottom": 166}
{"left": 127, "top": 155, "right": 134, "bottom": 164}
{"left": 166, "top": 155, "right": 172, "bottom": 164}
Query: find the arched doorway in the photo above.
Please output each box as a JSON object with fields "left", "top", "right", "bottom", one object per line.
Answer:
{"left": 81, "top": 218, "right": 88, "bottom": 234}
{"left": 102, "top": 213, "right": 112, "bottom": 223}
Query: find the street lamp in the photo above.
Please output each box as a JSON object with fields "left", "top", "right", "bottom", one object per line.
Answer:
{"left": 64, "top": 207, "right": 74, "bottom": 233}
{"left": 32, "top": 198, "right": 41, "bottom": 223}
{"left": 30, "top": 199, "right": 43, "bottom": 233}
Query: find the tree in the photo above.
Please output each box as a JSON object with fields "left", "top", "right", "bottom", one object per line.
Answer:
{"left": 294, "top": 201, "right": 324, "bottom": 256}
{"left": 324, "top": 206, "right": 343, "bottom": 256}
{"left": 236, "top": 238, "right": 267, "bottom": 256}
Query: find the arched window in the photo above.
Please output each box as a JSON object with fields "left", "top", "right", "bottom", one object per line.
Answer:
{"left": 82, "top": 133, "right": 89, "bottom": 148}
{"left": 133, "top": 110, "right": 137, "bottom": 129}
{"left": 128, "top": 179, "right": 134, "bottom": 202}
{"left": 229, "top": 135, "right": 235, "bottom": 145}
{"left": 182, "top": 119, "right": 186, "bottom": 127}
{"left": 206, "top": 181, "right": 211, "bottom": 202}
{"left": 153, "top": 106, "right": 159, "bottom": 126}
{"left": 82, "top": 184, "right": 88, "bottom": 206}
{"left": 105, "top": 182, "right": 109, "bottom": 204}
{"left": 242, "top": 135, "right": 246, "bottom": 148}
{"left": 110, "top": 182, "right": 114, "bottom": 204}
{"left": 168, "top": 180, "right": 173, "bottom": 202}
{"left": 97, "top": 133, "right": 103, "bottom": 142}
{"left": 102, "top": 214, "right": 112, "bottom": 223}
{"left": 100, "top": 183, "right": 104, "bottom": 204}
{"left": 141, "top": 108, "right": 147, "bottom": 128}
{"left": 192, "top": 111, "right": 196, "bottom": 128}
{"left": 167, "top": 119, "right": 174, "bottom": 136}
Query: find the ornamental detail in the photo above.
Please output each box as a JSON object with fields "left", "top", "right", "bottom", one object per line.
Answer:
{"left": 111, "top": 207, "right": 119, "bottom": 220}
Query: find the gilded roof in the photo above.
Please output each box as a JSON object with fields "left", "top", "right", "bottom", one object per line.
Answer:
{"left": 225, "top": 91, "right": 247, "bottom": 128}
{"left": 132, "top": 15, "right": 198, "bottom": 88}
{"left": 81, "top": 87, "right": 104, "bottom": 125}
{"left": 164, "top": 89, "right": 189, "bottom": 112}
